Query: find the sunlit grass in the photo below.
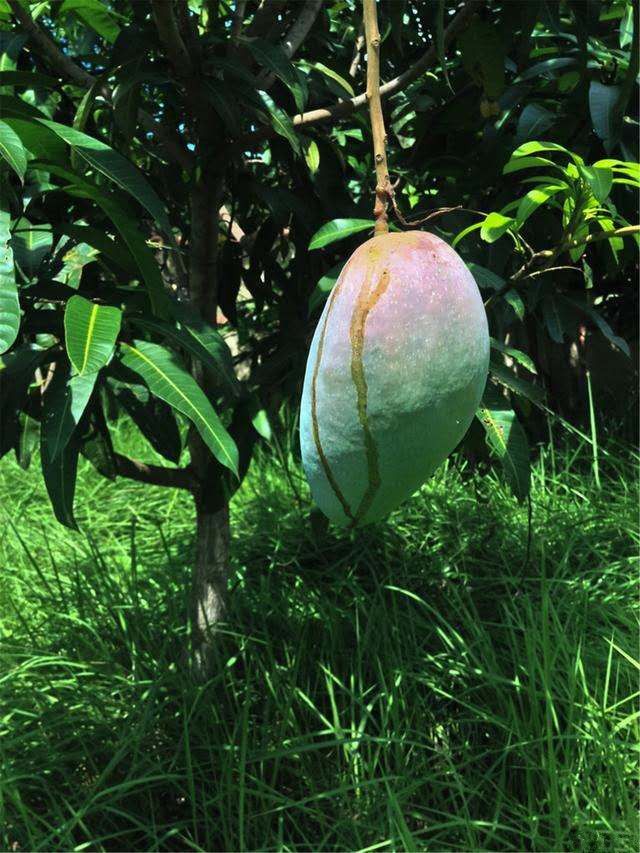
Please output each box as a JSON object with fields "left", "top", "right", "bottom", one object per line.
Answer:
{"left": 0, "top": 421, "right": 637, "bottom": 851}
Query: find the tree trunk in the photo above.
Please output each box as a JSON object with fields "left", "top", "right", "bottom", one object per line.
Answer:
{"left": 191, "top": 500, "right": 230, "bottom": 671}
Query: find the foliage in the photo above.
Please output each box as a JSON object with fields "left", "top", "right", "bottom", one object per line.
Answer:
{"left": 0, "top": 0, "right": 638, "bottom": 526}
{"left": 0, "top": 422, "right": 637, "bottom": 850}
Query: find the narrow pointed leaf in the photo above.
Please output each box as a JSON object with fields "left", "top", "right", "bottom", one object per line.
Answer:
{"left": 0, "top": 209, "right": 19, "bottom": 354}
{"left": 41, "top": 430, "right": 80, "bottom": 530}
{"left": 477, "top": 389, "right": 530, "bottom": 499}
{"left": 130, "top": 314, "right": 240, "bottom": 398}
{"left": 119, "top": 340, "right": 239, "bottom": 475}
{"left": 64, "top": 294, "right": 122, "bottom": 375}
{"left": 0, "top": 118, "right": 27, "bottom": 180}
{"left": 41, "top": 364, "right": 98, "bottom": 461}
{"left": 490, "top": 361, "right": 545, "bottom": 404}
{"left": 258, "top": 90, "right": 301, "bottom": 155}
{"left": 309, "top": 219, "right": 374, "bottom": 250}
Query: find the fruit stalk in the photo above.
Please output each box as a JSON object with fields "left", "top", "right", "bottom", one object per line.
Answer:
{"left": 363, "top": 0, "right": 390, "bottom": 235}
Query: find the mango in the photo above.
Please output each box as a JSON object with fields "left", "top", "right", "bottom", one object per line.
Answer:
{"left": 300, "top": 230, "right": 489, "bottom": 526}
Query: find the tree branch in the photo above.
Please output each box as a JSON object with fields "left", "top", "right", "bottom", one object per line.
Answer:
{"left": 241, "top": 0, "right": 482, "bottom": 147}
{"left": 8, "top": 0, "right": 94, "bottom": 87}
{"left": 152, "top": 0, "right": 193, "bottom": 78}
{"left": 9, "top": 0, "right": 193, "bottom": 171}
{"left": 258, "top": 0, "right": 322, "bottom": 90}
{"left": 114, "top": 453, "right": 195, "bottom": 490}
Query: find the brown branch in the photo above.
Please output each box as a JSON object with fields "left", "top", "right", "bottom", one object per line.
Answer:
{"left": 231, "top": 0, "right": 248, "bottom": 44}
{"left": 246, "top": 0, "right": 287, "bottom": 39}
{"left": 152, "top": 0, "right": 193, "bottom": 78}
{"left": 114, "top": 453, "right": 195, "bottom": 490}
{"left": 364, "top": 0, "right": 389, "bottom": 235}
{"left": 8, "top": 0, "right": 94, "bottom": 87}
{"left": 258, "top": 0, "right": 323, "bottom": 90}
{"left": 240, "top": 0, "right": 482, "bottom": 147}
{"left": 349, "top": 26, "right": 365, "bottom": 78}
{"left": 9, "top": 0, "right": 193, "bottom": 172}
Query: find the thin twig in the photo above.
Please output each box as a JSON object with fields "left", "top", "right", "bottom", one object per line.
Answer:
{"left": 240, "top": 0, "right": 482, "bottom": 147}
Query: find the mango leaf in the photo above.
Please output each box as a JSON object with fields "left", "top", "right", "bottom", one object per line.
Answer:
{"left": 54, "top": 241, "right": 98, "bottom": 289}
{"left": 16, "top": 412, "right": 39, "bottom": 470}
{"left": 37, "top": 119, "right": 171, "bottom": 233}
{"left": 309, "top": 262, "right": 343, "bottom": 314}
{"left": 589, "top": 81, "right": 621, "bottom": 150}
{"left": 503, "top": 155, "right": 558, "bottom": 175}
{"left": 467, "top": 263, "right": 504, "bottom": 291}
{"left": 115, "top": 387, "right": 182, "bottom": 464}
{"left": 490, "top": 338, "right": 537, "bottom": 374}
{"left": 0, "top": 118, "right": 26, "bottom": 180}
{"left": 59, "top": 0, "right": 121, "bottom": 43}
{"left": 516, "top": 104, "right": 555, "bottom": 142}
{"left": 480, "top": 212, "right": 514, "bottom": 243}
{"left": 559, "top": 295, "right": 630, "bottom": 357}
{"left": 577, "top": 163, "right": 613, "bottom": 202}
{"left": 119, "top": 340, "right": 239, "bottom": 475}
{"left": 130, "top": 314, "right": 240, "bottom": 399}
{"left": 305, "top": 140, "right": 320, "bottom": 174}
{"left": 258, "top": 91, "right": 301, "bottom": 155}
{"left": 542, "top": 295, "right": 564, "bottom": 343}
{"left": 490, "top": 361, "right": 545, "bottom": 404}
{"left": 301, "top": 61, "right": 355, "bottom": 98}
{"left": 11, "top": 218, "right": 52, "bottom": 276}
{"left": 41, "top": 363, "right": 97, "bottom": 461}
{"left": 477, "top": 388, "right": 530, "bottom": 499}
{"left": 66, "top": 183, "right": 170, "bottom": 316}
{"left": 0, "top": 70, "right": 58, "bottom": 88}
{"left": 0, "top": 209, "right": 19, "bottom": 354}
{"left": 516, "top": 184, "right": 565, "bottom": 224}
{"left": 53, "top": 222, "right": 135, "bottom": 273}
{"left": 503, "top": 289, "right": 525, "bottom": 321}
{"left": 309, "top": 219, "right": 373, "bottom": 250}
{"left": 64, "top": 295, "right": 122, "bottom": 375}
{"left": 40, "top": 427, "right": 80, "bottom": 530}
{"left": 245, "top": 38, "right": 308, "bottom": 113}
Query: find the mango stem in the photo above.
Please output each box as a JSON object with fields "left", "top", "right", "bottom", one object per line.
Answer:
{"left": 363, "top": 0, "right": 390, "bottom": 235}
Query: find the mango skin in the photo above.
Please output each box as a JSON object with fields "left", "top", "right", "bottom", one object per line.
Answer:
{"left": 300, "top": 230, "right": 489, "bottom": 526}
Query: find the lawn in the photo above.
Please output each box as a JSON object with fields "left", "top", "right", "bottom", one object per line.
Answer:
{"left": 0, "top": 422, "right": 637, "bottom": 851}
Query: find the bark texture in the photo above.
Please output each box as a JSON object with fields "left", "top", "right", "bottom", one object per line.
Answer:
{"left": 192, "top": 504, "right": 231, "bottom": 669}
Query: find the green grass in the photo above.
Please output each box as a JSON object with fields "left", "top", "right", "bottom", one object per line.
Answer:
{"left": 0, "top": 423, "right": 637, "bottom": 851}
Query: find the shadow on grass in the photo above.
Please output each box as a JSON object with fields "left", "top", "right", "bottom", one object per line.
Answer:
{"left": 0, "top": 437, "right": 637, "bottom": 851}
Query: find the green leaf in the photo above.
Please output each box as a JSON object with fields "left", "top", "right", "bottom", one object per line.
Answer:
{"left": 59, "top": 0, "right": 121, "bottom": 43}
{"left": 503, "top": 155, "right": 557, "bottom": 175}
{"left": 66, "top": 183, "right": 170, "bottom": 316}
{"left": 245, "top": 38, "right": 308, "bottom": 113}
{"left": 560, "top": 295, "right": 630, "bottom": 357}
{"left": 542, "top": 295, "right": 564, "bottom": 343}
{"left": 467, "top": 263, "right": 504, "bottom": 291}
{"left": 119, "top": 340, "right": 239, "bottom": 475}
{"left": 258, "top": 90, "right": 301, "bottom": 155}
{"left": 490, "top": 338, "right": 537, "bottom": 374}
{"left": 309, "top": 219, "right": 373, "bottom": 250}
{"left": 0, "top": 70, "right": 58, "bottom": 88}
{"left": 516, "top": 184, "right": 565, "bottom": 224}
{"left": 16, "top": 412, "right": 39, "bottom": 470}
{"left": 53, "top": 222, "right": 135, "bottom": 273}
{"left": 490, "top": 361, "right": 545, "bottom": 404}
{"left": 477, "top": 388, "right": 530, "bottom": 499}
{"left": 37, "top": 119, "right": 171, "bottom": 233}
{"left": 40, "top": 426, "right": 80, "bottom": 530}
{"left": 301, "top": 61, "right": 355, "bottom": 98}
{"left": 11, "top": 218, "right": 52, "bottom": 276}
{"left": 480, "top": 212, "right": 514, "bottom": 243}
{"left": 577, "top": 163, "right": 613, "bottom": 202}
{"left": 309, "top": 262, "right": 343, "bottom": 314}
{"left": 0, "top": 209, "right": 19, "bottom": 354}
{"left": 452, "top": 220, "right": 483, "bottom": 248}
{"left": 64, "top": 295, "right": 122, "bottom": 375}
{"left": 516, "top": 104, "right": 555, "bottom": 142}
{"left": 503, "top": 290, "right": 525, "bottom": 321}
{"left": 130, "top": 313, "right": 240, "bottom": 399}
{"left": 41, "top": 363, "right": 97, "bottom": 461}
{"left": 305, "top": 140, "right": 320, "bottom": 174}
{"left": 620, "top": 3, "right": 634, "bottom": 47}
{"left": 0, "top": 118, "right": 26, "bottom": 180}
{"left": 589, "top": 82, "right": 622, "bottom": 150}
